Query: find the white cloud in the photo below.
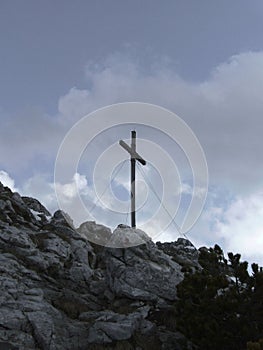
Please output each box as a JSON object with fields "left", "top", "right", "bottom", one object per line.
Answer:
{"left": 185, "top": 189, "right": 263, "bottom": 266}
{"left": 20, "top": 174, "right": 57, "bottom": 213}
{"left": 213, "top": 192, "right": 263, "bottom": 264}
{"left": 1, "top": 50, "right": 263, "bottom": 195}
{"left": 58, "top": 87, "right": 91, "bottom": 123}
{"left": 56, "top": 51, "right": 263, "bottom": 195}
{"left": 55, "top": 173, "right": 90, "bottom": 200}
{"left": 0, "top": 171, "right": 18, "bottom": 192}
{"left": 20, "top": 172, "right": 96, "bottom": 225}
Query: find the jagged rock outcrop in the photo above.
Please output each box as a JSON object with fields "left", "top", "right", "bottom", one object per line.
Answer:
{"left": 156, "top": 239, "right": 201, "bottom": 272}
{"left": 0, "top": 182, "right": 196, "bottom": 349}
{"left": 21, "top": 196, "right": 51, "bottom": 217}
{"left": 102, "top": 236, "right": 183, "bottom": 302}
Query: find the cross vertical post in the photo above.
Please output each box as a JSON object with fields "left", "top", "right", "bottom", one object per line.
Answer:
{"left": 131, "top": 131, "right": 136, "bottom": 228}
{"left": 119, "top": 131, "right": 146, "bottom": 228}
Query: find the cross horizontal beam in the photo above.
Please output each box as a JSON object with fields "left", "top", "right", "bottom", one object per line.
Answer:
{"left": 119, "top": 140, "right": 146, "bottom": 166}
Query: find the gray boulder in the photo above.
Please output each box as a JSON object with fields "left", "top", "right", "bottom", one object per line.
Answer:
{"left": 103, "top": 234, "right": 184, "bottom": 301}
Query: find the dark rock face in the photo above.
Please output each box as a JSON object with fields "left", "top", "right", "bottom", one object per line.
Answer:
{"left": 156, "top": 239, "right": 201, "bottom": 272}
{"left": 0, "top": 182, "right": 196, "bottom": 349}
{"left": 21, "top": 196, "right": 51, "bottom": 217}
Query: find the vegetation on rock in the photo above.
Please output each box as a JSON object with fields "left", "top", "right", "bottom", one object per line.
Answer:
{"left": 175, "top": 245, "right": 263, "bottom": 350}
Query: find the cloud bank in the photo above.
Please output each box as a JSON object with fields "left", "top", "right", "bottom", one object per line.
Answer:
{"left": 1, "top": 50, "right": 263, "bottom": 264}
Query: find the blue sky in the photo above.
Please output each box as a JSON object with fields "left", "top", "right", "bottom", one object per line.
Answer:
{"left": 1, "top": 1, "right": 263, "bottom": 264}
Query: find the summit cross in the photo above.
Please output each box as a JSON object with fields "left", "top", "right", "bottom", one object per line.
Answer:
{"left": 119, "top": 131, "right": 146, "bottom": 228}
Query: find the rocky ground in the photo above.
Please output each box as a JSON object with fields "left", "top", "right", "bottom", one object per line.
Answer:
{"left": 0, "top": 182, "right": 200, "bottom": 350}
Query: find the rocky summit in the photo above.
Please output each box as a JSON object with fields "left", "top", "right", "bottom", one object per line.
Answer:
{"left": 0, "top": 182, "right": 199, "bottom": 350}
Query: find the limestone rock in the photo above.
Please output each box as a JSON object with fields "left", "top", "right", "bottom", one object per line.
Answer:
{"left": 0, "top": 181, "right": 197, "bottom": 349}
{"left": 156, "top": 238, "right": 200, "bottom": 271}
{"left": 77, "top": 220, "right": 112, "bottom": 246}
{"left": 22, "top": 196, "right": 51, "bottom": 217}
{"left": 103, "top": 240, "right": 184, "bottom": 301}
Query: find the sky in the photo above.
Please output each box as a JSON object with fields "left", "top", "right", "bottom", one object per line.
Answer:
{"left": 1, "top": 0, "right": 263, "bottom": 264}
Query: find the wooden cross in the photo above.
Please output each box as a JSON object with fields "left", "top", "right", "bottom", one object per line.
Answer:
{"left": 119, "top": 131, "right": 146, "bottom": 228}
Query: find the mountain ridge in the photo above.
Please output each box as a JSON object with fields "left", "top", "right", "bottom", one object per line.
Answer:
{"left": 0, "top": 181, "right": 262, "bottom": 350}
{"left": 0, "top": 181, "right": 197, "bottom": 349}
